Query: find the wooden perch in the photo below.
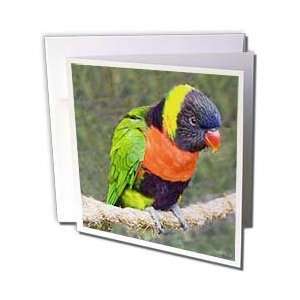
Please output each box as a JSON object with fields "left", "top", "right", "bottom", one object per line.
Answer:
{"left": 82, "top": 193, "right": 236, "bottom": 233}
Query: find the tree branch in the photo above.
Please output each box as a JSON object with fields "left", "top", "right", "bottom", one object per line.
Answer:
{"left": 82, "top": 193, "right": 236, "bottom": 233}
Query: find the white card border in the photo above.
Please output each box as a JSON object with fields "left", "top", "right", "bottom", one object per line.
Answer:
{"left": 66, "top": 58, "right": 244, "bottom": 268}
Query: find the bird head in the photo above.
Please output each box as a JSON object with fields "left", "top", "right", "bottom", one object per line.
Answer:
{"left": 162, "top": 84, "right": 222, "bottom": 153}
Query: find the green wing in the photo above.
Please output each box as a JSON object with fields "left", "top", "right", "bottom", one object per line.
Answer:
{"left": 106, "top": 106, "right": 150, "bottom": 205}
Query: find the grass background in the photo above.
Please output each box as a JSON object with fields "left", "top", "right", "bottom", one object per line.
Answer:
{"left": 72, "top": 64, "right": 238, "bottom": 260}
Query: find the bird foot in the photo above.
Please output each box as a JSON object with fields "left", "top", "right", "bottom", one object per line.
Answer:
{"left": 170, "top": 203, "right": 189, "bottom": 231}
{"left": 146, "top": 207, "right": 165, "bottom": 234}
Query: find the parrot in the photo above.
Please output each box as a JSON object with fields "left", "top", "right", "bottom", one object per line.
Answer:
{"left": 105, "top": 84, "right": 222, "bottom": 233}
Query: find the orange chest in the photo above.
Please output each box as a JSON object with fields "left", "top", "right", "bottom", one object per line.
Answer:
{"left": 142, "top": 126, "right": 199, "bottom": 182}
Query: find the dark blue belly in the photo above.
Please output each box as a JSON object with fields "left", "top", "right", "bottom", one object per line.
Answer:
{"left": 139, "top": 172, "right": 189, "bottom": 210}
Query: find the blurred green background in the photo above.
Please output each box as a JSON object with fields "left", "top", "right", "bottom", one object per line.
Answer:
{"left": 72, "top": 64, "right": 238, "bottom": 260}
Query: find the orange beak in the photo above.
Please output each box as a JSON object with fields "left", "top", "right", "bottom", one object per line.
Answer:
{"left": 204, "top": 130, "right": 221, "bottom": 153}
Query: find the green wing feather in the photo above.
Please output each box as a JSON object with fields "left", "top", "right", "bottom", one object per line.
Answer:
{"left": 106, "top": 106, "right": 150, "bottom": 205}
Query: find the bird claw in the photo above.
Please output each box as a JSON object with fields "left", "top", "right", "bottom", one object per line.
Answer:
{"left": 146, "top": 204, "right": 189, "bottom": 233}
{"left": 170, "top": 203, "right": 189, "bottom": 231}
{"left": 157, "top": 225, "right": 166, "bottom": 234}
{"left": 146, "top": 207, "right": 165, "bottom": 234}
{"left": 181, "top": 221, "right": 189, "bottom": 231}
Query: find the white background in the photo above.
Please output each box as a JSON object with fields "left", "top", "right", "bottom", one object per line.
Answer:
{"left": 0, "top": 1, "right": 299, "bottom": 299}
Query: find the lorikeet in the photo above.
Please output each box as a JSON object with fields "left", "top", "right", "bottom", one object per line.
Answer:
{"left": 106, "top": 84, "right": 221, "bottom": 233}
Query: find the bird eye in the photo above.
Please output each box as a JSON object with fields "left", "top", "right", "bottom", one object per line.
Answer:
{"left": 189, "top": 116, "right": 197, "bottom": 126}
